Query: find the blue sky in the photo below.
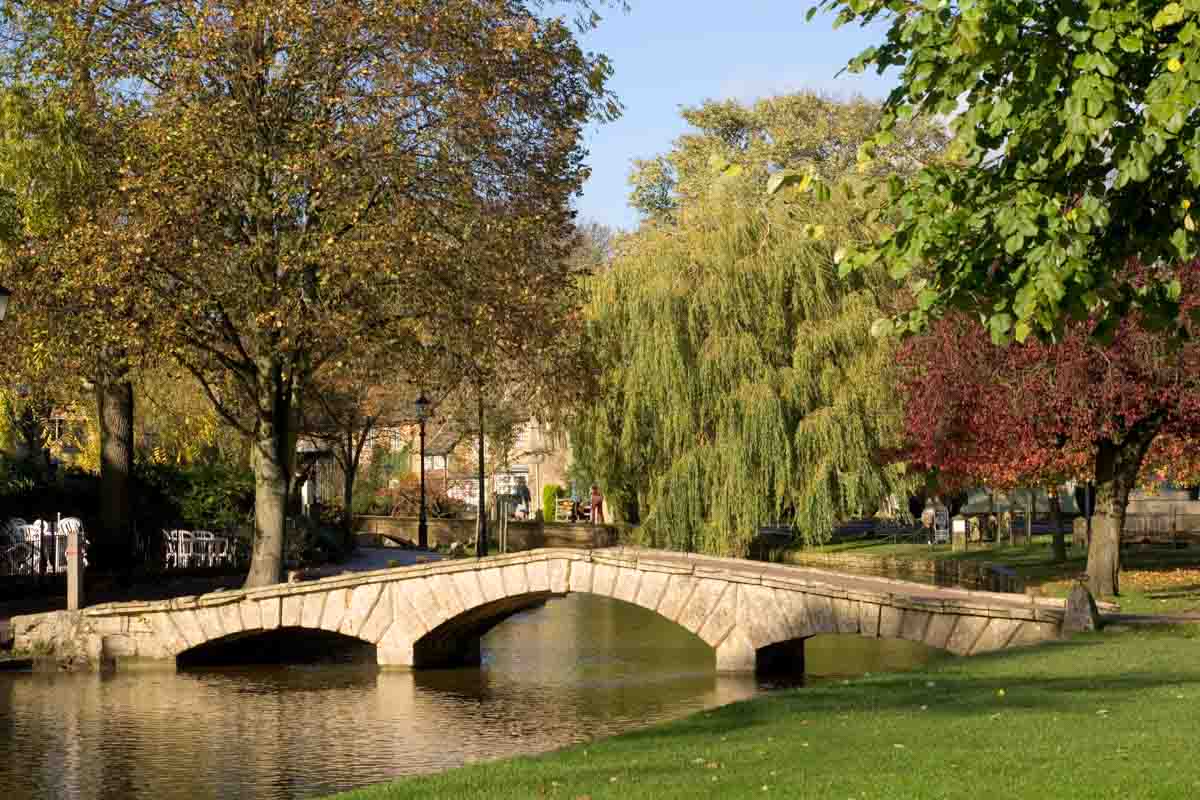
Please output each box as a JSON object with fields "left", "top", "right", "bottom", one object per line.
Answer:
{"left": 569, "top": 2, "right": 897, "bottom": 230}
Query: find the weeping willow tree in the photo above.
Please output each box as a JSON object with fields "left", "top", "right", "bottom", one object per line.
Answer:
{"left": 574, "top": 92, "right": 944, "bottom": 554}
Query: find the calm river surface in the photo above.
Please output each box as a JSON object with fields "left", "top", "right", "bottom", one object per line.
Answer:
{"left": 0, "top": 594, "right": 941, "bottom": 800}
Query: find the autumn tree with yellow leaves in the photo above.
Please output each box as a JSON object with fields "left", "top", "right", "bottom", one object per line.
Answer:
{"left": 105, "top": 0, "right": 616, "bottom": 585}
{"left": 0, "top": 1, "right": 618, "bottom": 584}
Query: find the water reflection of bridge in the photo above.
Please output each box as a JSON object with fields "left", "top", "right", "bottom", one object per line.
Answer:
{"left": 12, "top": 548, "right": 1069, "bottom": 673}
{"left": 1, "top": 596, "right": 764, "bottom": 799}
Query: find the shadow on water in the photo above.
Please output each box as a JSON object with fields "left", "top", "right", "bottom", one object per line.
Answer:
{"left": 0, "top": 594, "right": 947, "bottom": 800}
{"left": 176, "top": 627, "right": 377, "bottom": 669}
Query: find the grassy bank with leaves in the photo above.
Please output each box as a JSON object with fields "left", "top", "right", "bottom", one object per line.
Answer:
{"left": 334, "top": 625, "right": 1200, "bottom": 800}
{"left": 803, "top": 536, "right": 1200, "bottom": 616}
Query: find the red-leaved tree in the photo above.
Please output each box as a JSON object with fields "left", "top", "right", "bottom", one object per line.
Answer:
{"left": 898, "top": 263, "right": 1200, "bottom": 595}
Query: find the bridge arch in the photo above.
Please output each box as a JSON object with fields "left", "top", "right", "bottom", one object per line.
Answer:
{"left": 175, "top": 626, "right": 377, "bottom": 667}
{"left": 359, "top": 551, "right": 1040, "bottom": 673}
{"left": 12, "top": 548, "right": 1065, "bottom": 671}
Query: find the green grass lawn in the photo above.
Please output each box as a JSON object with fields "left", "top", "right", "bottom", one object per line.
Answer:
{"left": 334, "top": 625, "right": 1200, "bottom": 799}
{"left": 809, "top": 534, "right": 1081, "bottom": 565}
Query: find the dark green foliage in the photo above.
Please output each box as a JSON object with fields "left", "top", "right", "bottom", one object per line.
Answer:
{"left": 287, "top": 516, "right": 348, "bottom": 565}
{"left": 351, "top": 444, "right": 413, "bottom": 516}
{"left": 0, "top": 461, "right": 98, "bottom": 527}
{"left": 136, "top": 460, "right": 255, "bottom": 533}
{"left": 0, "top": 456, "right": 38, "bottom": 499}
{"left": 817, "top": 0, "right": 1200, "bottom": 341}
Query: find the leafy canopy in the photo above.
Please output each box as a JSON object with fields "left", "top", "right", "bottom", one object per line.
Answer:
{"left": 576, "top": 198, "right": 909, "bottom": 554}
{"left": 813, "top": 0, "right": 1200, "bottom": 342}
{"left": 897, "top": 309, "right": 1200, "bottom": 493}
{"left": 634, "top": 92, "right": 944, "bottom": 223}
{"left": 579, "top": 93, "right": 946, "bottom": 553}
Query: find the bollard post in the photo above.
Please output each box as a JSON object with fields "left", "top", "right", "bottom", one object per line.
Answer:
{"left": 66, "top": 527, "right": 84, "bottom": 611}
{"left": 951, "top": 515, "right": 969, "bottom": 552}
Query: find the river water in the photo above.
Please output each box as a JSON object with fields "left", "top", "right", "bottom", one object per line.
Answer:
{"left": 0, "top": 594, "right": 941, "bottom": 800}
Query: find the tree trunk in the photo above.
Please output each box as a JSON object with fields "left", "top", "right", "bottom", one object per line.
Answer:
{"left": 476, "top": 382, "right": 488, "bottom": 557}
{"left": 1049, "top": 487, "right": 1066, "bottom": 563}
{"left": 13, "top": 403, "right": 52, "bottom": 483}
{"left": 245, "top": 364, "right": 292, "bottom": 588}
{"left": 1087, "top": 417, "right": 1162, "bottom": 597}
{"left": 1086, "top": 483, "right": 1125, "bottom": 598}
{"left": 1025, "top": 490, "right": 1034, "bottom": 542}
{"left": 340, "top": 426, "right": 371, "bottom": 554}
{"left": 342, "top": 465, "right": 356, "bottom": 551}
{"left": 1085, "top": 482, "right": 1094, "bottom": 547}
{"left": 96, "top": 377, "right": 134, "bottom": 569}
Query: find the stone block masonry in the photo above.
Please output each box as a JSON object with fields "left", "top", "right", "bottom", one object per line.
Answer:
{"left": 10, "top": 547, "right": 1071, "bottom": 673}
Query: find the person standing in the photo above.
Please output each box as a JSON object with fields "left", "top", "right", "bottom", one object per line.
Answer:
{"left": 920, "top": 502, "right": 936, "bottom": 545}
{"left": 589, "top": 484, "right": 604, "bottom": 524}
{"left": 515, "top": 477, "right": 532, "bottom": 517}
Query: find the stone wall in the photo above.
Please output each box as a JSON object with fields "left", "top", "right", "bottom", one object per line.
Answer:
{"left": 1072, "top": 514, "right": 1200, "bottom": 547}
{"left": 776, "top": 550, "right": 1024, "bottom": 594}
{"left": 353, "top": 515, "right": 619, "bottom": 551}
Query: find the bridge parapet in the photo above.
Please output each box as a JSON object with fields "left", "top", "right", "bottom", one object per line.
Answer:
{"left": 10, "top": 547, "right": 1067, "bottom": 673}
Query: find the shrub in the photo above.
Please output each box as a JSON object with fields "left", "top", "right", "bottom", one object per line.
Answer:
{"left": 542, "top": 483, "right": 563, "bottom": 523}
{"left": 0, "top": 456, "right": 256, "bottom": 569}
{"left": 0, "top": 459, "right": 98, "bottom": 523}
{"left": 287, "top": 516, "right": 347, "bottom": 565}
{"left": 135, "top": 460, "right": 255, "bottom": 532}
{"left": 0, "top": 457, "right": 39, "bottom": 499}
{"left": 384, "top": 474, "right": 468, "bottom": 519}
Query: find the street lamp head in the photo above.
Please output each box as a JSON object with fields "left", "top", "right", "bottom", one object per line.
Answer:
{"left": 414, "top": 393, "right": 431, "bottom": 422}
{"left": 0, "top": 285, "right": 10, "bottom": 322}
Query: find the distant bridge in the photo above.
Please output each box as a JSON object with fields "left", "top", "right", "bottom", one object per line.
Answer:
{"left": 11, "top": 548, "right": 1068, "bottom": 672}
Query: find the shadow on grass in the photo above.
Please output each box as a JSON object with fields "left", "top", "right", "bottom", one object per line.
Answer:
{"left": 606, "top": 635, "right": 1200, "bottom": 746}
{"left": 340, "top": 629, "right": 1200, "bottom": 800}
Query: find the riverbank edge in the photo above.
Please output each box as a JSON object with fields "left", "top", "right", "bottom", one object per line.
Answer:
{"left": 327, "top": 622, "right": 1200, "bottom": 800}
{"left": 772, "top": 548, "right": 1024, "bottom": 593}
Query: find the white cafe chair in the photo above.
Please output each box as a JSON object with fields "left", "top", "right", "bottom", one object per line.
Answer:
{"left": 209, "top": 535, "right": 232, "bottom": 567}
{"left": 193, "top": 531, "right": 217, "bottom": 567}
{"left": 177, "top": 530, "right": 196, "bottom": 568}
{"left": 1, "top": 519, "right": 30, "bottom": 575}
{"left": 19, "top": 522, "right": 47, "bottom": 574}
{"left": 163, "top": 530, "right": 180, "bottom": 569}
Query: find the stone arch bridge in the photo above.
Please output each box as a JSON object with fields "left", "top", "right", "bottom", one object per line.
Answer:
{"left": 12, "top": 548, "right": 1068, "bottom": 672}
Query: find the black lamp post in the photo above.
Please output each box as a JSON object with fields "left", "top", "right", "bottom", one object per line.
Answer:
{"left": 0, "top": 285, "right": 11, "bottom": 321}
{"left": 415, "top": 393, "right": 431, "bottom": 550}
